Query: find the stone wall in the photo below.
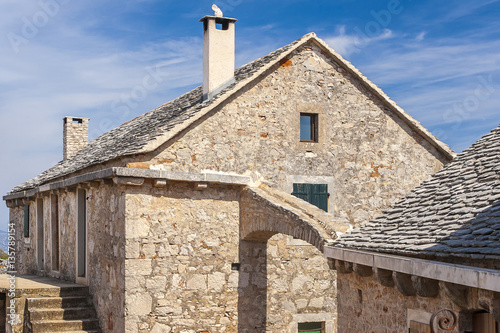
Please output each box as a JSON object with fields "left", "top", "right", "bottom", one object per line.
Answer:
{"left": 86, "top": 185, "right": 126, "bottom": 332}
{"left": 337, "top": 272, "right": 498, "bottom": 332}
{"left": 9, "top": 185, "right": 125, "bottom": 332}
{"left": 123, "top": 182, "right": 241, "bottom": 333}
{"left": 148, "top": 42, "right": 446, "bottom": 227}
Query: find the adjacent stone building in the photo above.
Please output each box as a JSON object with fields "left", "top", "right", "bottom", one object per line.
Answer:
{"left": 329, "top": 125, "right": 500, "bottom": 332}
{"left": 3, "top": 13, "right": 454, "bottom": 333}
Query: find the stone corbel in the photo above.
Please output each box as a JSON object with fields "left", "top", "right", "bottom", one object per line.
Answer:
{"left": 77, "top": 182, "right": 91, "bottom": 189}
{"left": 442, "top": 282, "right": 470, "bottom": 309}
{"left": 374, "top": 268, "right": 395, "bottom": 287}
{"left": 412, "top": 276, "right": 439, "bottom": 298}
{"left": 154, "top": 179, "right": 167, "bottom": 188}
{"left": 100, "top": 178, "right": 113, "bottom": 186}
{"left": 353, "top": 263, "right": 373, "bottom": 277}
{"left": 194, "top": 182, "right": 208, "bottom": 190}
{"left": 393, "top": 272, "right": 416, "bottom": 296}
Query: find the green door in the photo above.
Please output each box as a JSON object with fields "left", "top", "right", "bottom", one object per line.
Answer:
{"left": 292, "top": 183, "right": 329, "bottom": 212}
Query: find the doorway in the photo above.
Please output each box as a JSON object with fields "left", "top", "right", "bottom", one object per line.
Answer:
{"left": 76, "top": 189, "right": 87, "bottom": 284}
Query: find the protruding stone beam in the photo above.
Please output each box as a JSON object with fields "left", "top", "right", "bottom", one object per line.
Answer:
{"left": 374, "top": 268, "right": 394, "bottom": 287}
{"left": 113, "top": 177, "right": 145, "bottom": 186}
{"left": 77, "top": 182, "right": 90, "bottom": 189}
{"left": 353, "top": 263, "right": 372, "bottom": 277}
{"left": 332, "top": 259, "right": 352, "bottom": 274}
{"left": 442, "top": 282, "right": 470, "bottom": 309}
{"left": 412, "top": 276, "right": 439, "bottom": 298}
{"left": 194, "top": 182, "right": 208, "bottom": 190}
{"left": 100, "top": 178, "right": 113, "bottom": 186}
{"left": 153, "top": 179, "right": 167, "bottom": 188}
{"left": 393, "top": 272, "right": 416, "bottom": 296}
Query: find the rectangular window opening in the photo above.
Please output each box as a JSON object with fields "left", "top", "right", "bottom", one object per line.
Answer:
{"left": 292, "top": 183, "right": 329, "bottom": 212}
{"left": 72, "top": 118, "right": 83, "bottom": 124}
{"left": 300, "top": 113, "right": 318, "bottom": 142}
{"left": 298, "top": 322, "right": 325, "bottom": 333}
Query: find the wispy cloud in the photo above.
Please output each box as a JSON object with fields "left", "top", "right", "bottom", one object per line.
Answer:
{"left": 323, "top": 25, "right": 393, "bottom": 57}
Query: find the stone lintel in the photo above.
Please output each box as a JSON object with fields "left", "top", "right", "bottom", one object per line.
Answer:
{"left": 113, "top": 177, "right": 145, "bottom": 186}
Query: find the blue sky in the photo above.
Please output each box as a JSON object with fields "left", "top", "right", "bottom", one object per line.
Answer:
{"left": 1, "top": 0, "right": 499, "bottom": 231}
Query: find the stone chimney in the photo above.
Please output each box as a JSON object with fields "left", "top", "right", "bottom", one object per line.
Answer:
{"left": 200, "top": 14, "right": 237, "bottom": 101}
{"left": 63, "top": 116, "right": 89, "bottom": 160}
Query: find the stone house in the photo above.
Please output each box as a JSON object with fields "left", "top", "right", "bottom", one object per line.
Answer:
{"left": 329, "top": 125, "right": 500, "bottom": 332}
{"left": 3, "top": 13, "right": 454, "bottom": 333}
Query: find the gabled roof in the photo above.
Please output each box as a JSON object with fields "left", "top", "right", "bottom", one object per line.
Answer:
{"left": 8, "top": 33, "right": 454, "bottom": 195}
{"left": 334, "top": 125, "right": 500, "bottom": 267}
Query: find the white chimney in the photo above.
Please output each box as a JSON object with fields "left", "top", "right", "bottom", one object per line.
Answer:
{"left": 63, "top": 116, "right": 89, "bottom": 160}
{"left": 200, "top": 13, "right": 237, "bottom": 101}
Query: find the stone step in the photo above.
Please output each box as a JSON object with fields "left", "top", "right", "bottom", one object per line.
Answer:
{"left": 29, "top": 307, "right": 97, "bottom": 321}
{"left": 31, "top": 318, "right": 100, "bottom": 332}
{"left": 27, "top": 296, "right": 93, "bottom": 309}
{"left": 28, "top": 286, "right": 90, "bottom": 298}
{"left": 58, "top": 331, "right": 102, "bottom": 333}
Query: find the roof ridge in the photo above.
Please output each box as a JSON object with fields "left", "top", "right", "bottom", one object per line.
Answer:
{"left": 8, "top": 33, "right": 455, "bottom": 194}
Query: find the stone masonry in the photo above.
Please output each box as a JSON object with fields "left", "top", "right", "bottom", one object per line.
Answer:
{"left": 5, "top": 35, "right": 453, "bottom": 333}
{"left": 63, "top": 117, "right": 89, "bottom": 160}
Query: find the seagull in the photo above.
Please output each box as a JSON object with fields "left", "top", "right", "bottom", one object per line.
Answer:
{"left": 212, "top": 4, "right": 223, "bottom": 17}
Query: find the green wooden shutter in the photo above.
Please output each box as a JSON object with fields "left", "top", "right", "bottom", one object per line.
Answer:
{"left": 24, "top": 205, "right": 30, "bottom": 238}
{"left": 293, "top": 183, "right": 311, "bottom": 202}
{"left": 292, "top": 184, "right": 329, "bottom": 212}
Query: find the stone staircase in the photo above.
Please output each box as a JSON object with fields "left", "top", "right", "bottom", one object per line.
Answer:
{"left": 24, "top": 286, "right": 101, "bottom": 333}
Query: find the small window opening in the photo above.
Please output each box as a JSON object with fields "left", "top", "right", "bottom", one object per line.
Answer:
{"left": 300, "top": 113, "right": 318, "bottom": 142}
{"left": 73, "top": 118, "right": 83, "bottom": 124}
{"left": 231, "top": 263, "right": 240, "bottom": 271}
{"left": 298, "top": 322, "right": 324, "bottom": 333}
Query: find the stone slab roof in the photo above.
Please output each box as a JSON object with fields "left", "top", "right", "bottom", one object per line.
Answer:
{"left": 334, "top": 125, "right": 500, "bottom": 266}
{"left": 8, "top": 33, "right": 454, "bottom": 195}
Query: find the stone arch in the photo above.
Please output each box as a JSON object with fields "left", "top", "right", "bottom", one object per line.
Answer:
{"left": 240, "top": 184, "right": 338, "bottom": 253}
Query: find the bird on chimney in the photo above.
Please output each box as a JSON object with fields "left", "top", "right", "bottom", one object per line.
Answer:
{"left": 212, "top": 4, "right": 223, "bottom": 17}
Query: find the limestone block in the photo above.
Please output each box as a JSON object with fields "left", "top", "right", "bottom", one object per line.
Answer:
{"left": 151, "top": 323, "right": 171, "bottom": 333}
{"left": 208, "top": 272, "right": 226, "bottom": 291}
{"left": 125, "top": 259, "right": 152, "bottom": 276}
{"left": 127, "top": 292, "right": 152, "bottom": 316}
{"left": 186, "top": 274, "right": 207, "bottom": 290}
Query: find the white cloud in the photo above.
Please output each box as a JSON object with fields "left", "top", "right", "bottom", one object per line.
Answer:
{"left": 323, "top": 25, "right": 393, "bottom": 57}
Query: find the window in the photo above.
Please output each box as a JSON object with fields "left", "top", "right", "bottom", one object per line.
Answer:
{"left": 300, "top": 113, "right": 318, "bottom": 142}
{"left": 23, "top": 205, "right": 30, "bottom": 238}
{"left": 292, "top": 183, "right": 329, "bottom": 212}
{"left": 298, "top": 322, "right": 324, "bottom": 333}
